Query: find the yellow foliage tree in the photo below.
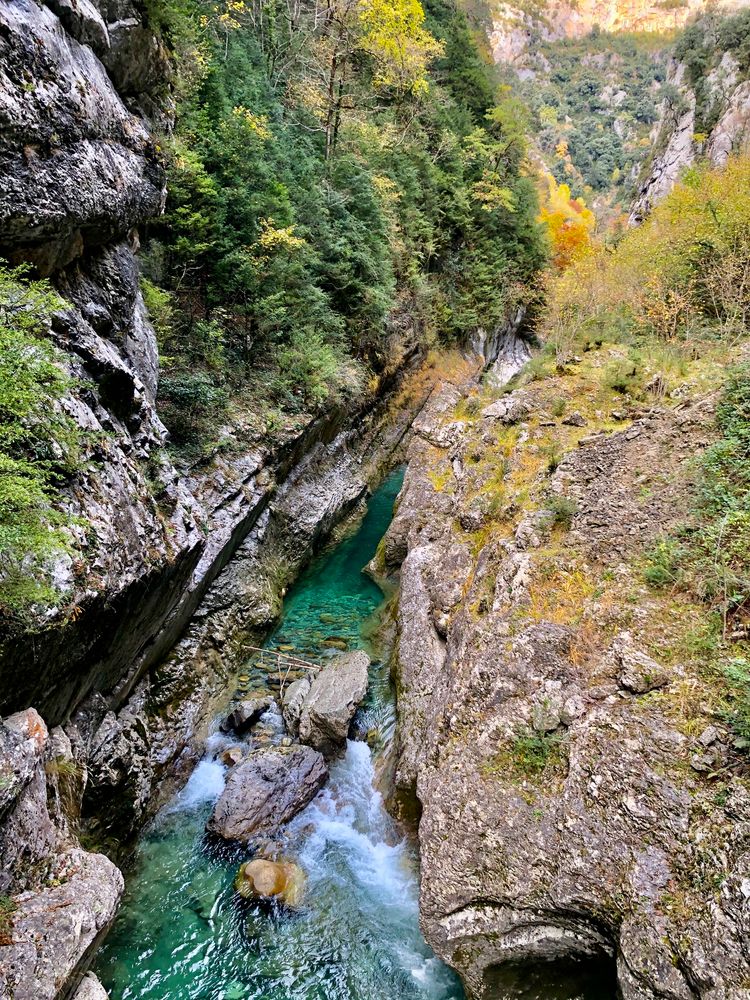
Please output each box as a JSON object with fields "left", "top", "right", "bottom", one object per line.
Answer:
{"left": 538, "top": 175, "right": 595, "bottom": 271}
{"left": 359, "top": 0, "right": 444, "bottom": 95}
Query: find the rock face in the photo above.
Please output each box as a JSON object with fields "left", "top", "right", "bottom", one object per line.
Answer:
{"left": 631, "top": 52, "right": 750, "bottom": 223}
{"left": 385, "top": 348, "right": 750, "bottom": 998}
{"left": 0, "top": 0, "right": 436, "bottom": 854}
{"left": 298, "top": 652, "right": 370, "bottom": 757}
{"left": 206, "top": 745, "right": 328, "bottom": 843}
{"left": 0, "top": 709, "right": 123, "bottom": 1000}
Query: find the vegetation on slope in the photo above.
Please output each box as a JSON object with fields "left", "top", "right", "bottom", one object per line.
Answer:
{"left": 520, "top": 30, "right": 669, "bottom": 199}
{"left": 533, "top": 155, "right": 750, "bottom": 743}
{"left": 142, "top": 0, "right": 546, "bottom": 451}
{"left": 0, "top": 266, "right": 83, "bottom": 618}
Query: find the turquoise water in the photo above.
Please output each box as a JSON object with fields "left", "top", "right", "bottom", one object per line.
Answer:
{"left": 95, "top": 468, "right": 464, "bottom": 1000}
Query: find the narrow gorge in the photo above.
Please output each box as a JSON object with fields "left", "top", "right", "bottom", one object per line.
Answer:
{"left": 2, "top": 0, "right": 750, "bottom": 998}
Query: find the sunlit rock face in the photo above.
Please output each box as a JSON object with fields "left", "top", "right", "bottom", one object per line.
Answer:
{"left": 490, "top": 0, "right": 750, "bottom": 66}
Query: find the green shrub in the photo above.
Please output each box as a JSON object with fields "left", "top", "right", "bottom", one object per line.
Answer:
{"left": 0, "top": 264, "right": 81, "bottom": 618}
{"left": 546, "top": 494, "right": 578, "bottom": 527}
{"left": 509, "top": 726, "right": 567, "bottom": 776}
{"left": 158, "top": 372, "right": 228, "bottom": 446}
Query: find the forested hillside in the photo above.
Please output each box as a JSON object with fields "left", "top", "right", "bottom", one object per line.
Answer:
{"left": 141, "top": 0, "right": 546, "bottom": 449}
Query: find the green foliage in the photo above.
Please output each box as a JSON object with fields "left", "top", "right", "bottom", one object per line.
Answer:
{"left": 158, "top": 372, "right": 228, "bottom": 447}
{"left": 509, "top": 726, "right": 567, "bottom": 776}
{"left": 675, "top": 10, "right": 750, "bottom": 132}
{"left": 722, "top": 657, "right": 750, "bottom": 747}
{"left": 0, "top": 264, "right": 81, "bottom": 618}
{"left": 644, "top": 538, "right": 684, "bottom": 588}
{"left": 546, "top": 494, "right": 578, "bottom": 527}
{"left": 643, "top": 365, "right": 750, "bottom": 632}
{"left": 144, "top": 0, "right": 545, "bottom": 449}
{"left": 513, "top": 29, "right": 670, "bottom": 202}
{"left": 0, "top": 895, "right": 17, "bottom": 940}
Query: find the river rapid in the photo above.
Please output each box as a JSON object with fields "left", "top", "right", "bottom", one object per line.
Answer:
{"left": 95, "top": 467, "right": 464, "bottom": 1000}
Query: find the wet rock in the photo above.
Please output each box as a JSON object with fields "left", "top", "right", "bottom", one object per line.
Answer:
{"left": 282, "top": 677, "right": 311, "bottom": 738}
{"left": 235, "top": 859, "right": 305, "bottom": 907}
{"left": 298, "top": 651, "right": 370, "bottom": 757}
{"left": 612, "top": 632, "right": 670, "bottom": 694}
{"left": 221, "top": 747, "right": 245, "bottom": 768}
{"left": 206, "top": 745, "right": 327, "bottom": 843}
{"left": 73, "top": 972, "right": 110, "bottom": 1000}
{"left": 221, "top": 696, "right": 275, "bottom": 736}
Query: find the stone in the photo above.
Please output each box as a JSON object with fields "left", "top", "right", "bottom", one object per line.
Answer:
{"left": 612, "top": 632, "right": 670, "bottom": 694}
{"left": 221, "top": 697, "right": 275, "bottom": 736}
{"left": 221, "top": 747, "right": 244, "bottom": 768}
{"left": 481, "top": 391, "right": 531, "bottom": 424}
{"left": 562, "top": 410, "right": 586, "bottom": 427}
{"left": 0, "top": 848, "right": 123, "bottom": 1000}
{"left": 206, "top": 745, "right": 327, "bottom": 843}
{"left": 298, "top": 651, "right": 370, "bottom": 757}
{"left": 73, "top": 972, "right": 110, "bottom": 1000}
{"left": 282, "top": 677, "right": 311, "bottom": 737}
{"left": 234, "top": 859, "right": 305, "bottom": 908}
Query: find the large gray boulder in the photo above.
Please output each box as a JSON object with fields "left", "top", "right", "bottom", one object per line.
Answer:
{"left": 206, "top": 745, "right": 327, "bottom": 843}
{"left": 298, "top": 651, "right": 370, "bottom": 757}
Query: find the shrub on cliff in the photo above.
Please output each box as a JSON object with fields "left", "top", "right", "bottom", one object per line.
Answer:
{"left": 0, "top": 265, "right": 81, "bottom": 617}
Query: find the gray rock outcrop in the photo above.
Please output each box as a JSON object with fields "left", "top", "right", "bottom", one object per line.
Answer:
{"left": 385, "top": 363, "right": 750, "bottom": 998}
{"left": 0, "top": 708, "right": 123, "bottom": 999}
{"left": 206, "top": 745, "right": 328, "bottom": 843}
{"left": 282, "top": 678, "right": 312, "bottom": 738}
{"left": 298, "top": 651, "right": 370, "bottom": 757}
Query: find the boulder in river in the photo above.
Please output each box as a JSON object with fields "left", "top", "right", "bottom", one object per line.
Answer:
{"left": 282, "top": 677, "right": 311, "bottom": 737}
{"left": 220, "top": 696, "right": 275, "bottom": 736}
{"left": 234, "top": 859, "right": 305, "bottom": 907}
{"left": 299, "top": 650, "right": 370, "bottom": 757}
{"left": 206, "top": 745, "right": 327, "bottom": 843}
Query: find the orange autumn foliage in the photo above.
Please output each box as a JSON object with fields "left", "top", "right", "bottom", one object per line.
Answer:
{"left": 538, "top": 176, "right": 595, "bottom": 271}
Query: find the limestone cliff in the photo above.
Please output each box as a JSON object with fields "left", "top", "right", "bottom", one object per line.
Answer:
{"left": 490, "top": 0, "right": 747, "bottom": 66}
{"left": 631, "top": 49, "right": 750, "bottom": 221}
{"left": 383, "top": 342, "right": 750, "bottom": 997}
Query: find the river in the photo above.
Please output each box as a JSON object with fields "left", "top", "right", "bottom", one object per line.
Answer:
{"left": 95, "top": 467, "right": 464, "bottom": 1000}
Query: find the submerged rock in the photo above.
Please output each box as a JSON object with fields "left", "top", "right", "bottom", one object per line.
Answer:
{"left": 234, "top": 859, "right": 305, "bottom": 907}
{"left": 298, "top": 651, "right": 370, "bottom": 757}
{"left": 206, "top": 745, "right": 327, "bottom": 843}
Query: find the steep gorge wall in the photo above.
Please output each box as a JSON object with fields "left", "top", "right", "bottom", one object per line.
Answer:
{"left": 384, "top": 344, "right": 750, "bottom": 998}
{"left": 630, "top": 50, "right": 750, "bottom": 221}
{"left": 0, "top": 5, "right": 436, "bottom": 995}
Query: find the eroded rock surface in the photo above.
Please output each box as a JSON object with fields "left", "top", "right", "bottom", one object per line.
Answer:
{"left": 385, "top": 349, "right": 750, "bottom": 998}
{"left": 0, "top": 709, "right": 123, "bottom": 1000}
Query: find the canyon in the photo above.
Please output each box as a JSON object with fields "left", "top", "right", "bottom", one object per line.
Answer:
{"left": 1, "top": 1, "right": 750, "bottom": 999}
